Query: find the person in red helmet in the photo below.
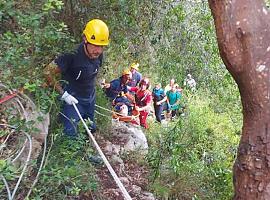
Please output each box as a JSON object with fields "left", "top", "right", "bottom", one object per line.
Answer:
{"left": 129, "top": 77, "right": 152, "bottom": 129}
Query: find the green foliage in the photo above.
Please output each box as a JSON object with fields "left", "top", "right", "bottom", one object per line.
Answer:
{"left": 0, "top": 160, "right": 17, "bottom": 194}
{"left": 0, "top": 160, "right": 17, "bottom": 181}
{"left": 0, "top": 0, "right": 74, "bottom": 113}
{"left": 0, "top": 129, "right": 9, "bottom": 137}
{"left": 147, "top": 89, "right": 241, "bottom": 199}
{"left": 42, "top": 0, "right": 64, "bottom": 11}
{"left": 95, "top": 87, "right": 113, "bottom": 133}
{"left": 30, "top": 132, "right": 98, "bottom": 199}
{"left": 1, "top": 0, "right": 244, "bottom": 199}
{"left": 266, "top": 0, "right": 270, "bottom": 8}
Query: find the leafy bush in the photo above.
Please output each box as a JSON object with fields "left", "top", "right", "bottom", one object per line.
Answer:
{"left": 0, "top": 0, "right": 75, "bottom": 113}
{"left": 1, "top": 0, "right": 244, "bottom": 199}
{"left": 147, "top": 89, "right": 241, "bottom": 200}
{"left": 31, "top": 132, "right": 98, "bottom": 199}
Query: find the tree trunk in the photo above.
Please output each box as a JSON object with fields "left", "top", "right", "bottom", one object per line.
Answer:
{"left": 208, "top": 0, "right": 270, "bottom": 199}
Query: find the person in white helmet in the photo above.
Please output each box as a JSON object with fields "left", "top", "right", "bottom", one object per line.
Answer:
{"left": 184, "top": 74, "right": 196, "bottom": 92}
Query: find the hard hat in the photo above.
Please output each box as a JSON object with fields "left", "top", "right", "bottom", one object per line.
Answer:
{"left": 83, "top": 19, "right": 109, "bottom": 46}
{"left": 130, "top": 63, "right": 139, "bottom": 71}
{"left": 122, "top": 69, "right": 131, "bottom": 76}
{"left": 117, "top": 91, "right": 126, "bottom": 97}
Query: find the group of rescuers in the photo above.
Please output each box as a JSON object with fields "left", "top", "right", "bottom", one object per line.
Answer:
{"left": 44, "top": 19, "right": 196, "bottom": 137}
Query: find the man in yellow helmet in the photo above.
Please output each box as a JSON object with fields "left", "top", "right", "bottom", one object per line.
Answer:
{"left": 44, "top": 19, "right": 109, "bottom": 137}
{"left": 128, "top": 63, "right": 142, "bottom": 87}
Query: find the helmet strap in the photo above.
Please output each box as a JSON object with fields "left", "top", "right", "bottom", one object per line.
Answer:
{"left": 84, "top": 42, "right": 91, "bottom": 58}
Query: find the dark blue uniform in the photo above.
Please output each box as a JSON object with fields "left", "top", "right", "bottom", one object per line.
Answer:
{"left": 105, "top": 78, "right": 128, "bottom": 101}
{"left": 128, "top": 71, "right": 142, "bottom": 87}
{"left": 113, "top": 95, "right": 133, "bottom": 115}
{"left": 152, "top": 87, "right": 166, "bottom": 122}
{"left": 55, "top": 43, "right": 102, "bottom": 136}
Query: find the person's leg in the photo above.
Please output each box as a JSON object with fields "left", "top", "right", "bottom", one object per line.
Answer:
{"left": 161, "top": 104, "right": 165, "bottom": 120}
{"left": 84, "top": 99, "right": 96, "bottom": 133}
{"left": 164, "top": 103, "right": 171, "bottom": 120}
{"left": 171, "top": 110, "right": 176, "bottom": 118}
{"left": 61, "top": 103, "right": 83, "bottom": 137}
{"left": 156, "top": 105, "right": 163, "bottom": 122}
{"left": 139, "top": 112, "right": 143, "bottom": 127}
{"left": 139, "top": 111, "right": 149, "bottom": 129}
{"left": 154, "top": 104, "right": 161, "bottom": 122}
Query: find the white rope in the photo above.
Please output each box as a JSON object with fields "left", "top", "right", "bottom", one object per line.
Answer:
{"left": 0, "top": 124, "right": 33, "bottom": 200}
{"left": 0, "top": 84, "right": 40, "bottom": 199}
{"left": 1, "top": 175, "right": 12, "bottom": 200}
{"left": 0, "top": 133, "right": 11, "bottom": 151}
{"left": 11, "top": 141, "right": 26, "bottom": 163}
{"left": 72, "top": 103, "right": 132, "bottom": 200}
{"left": 95, "top": 110, "right": 129, "bottom": 123}
{"left": 95, "top": 104, "right": 139, "bottom": 121}
{"left": 95, "top": 110, "right": 111, "bottom": 118}
{"left": 11, "top": 130, "right": 32, "bottom": 200}
{"left": 95, "top": 104, "right": 132, "bottom": 117}
{"left": 25, "top": 130, "right": 47, "bottom": 199}
{"left": 95, "top": 104, "right": 115, "bottom": 113}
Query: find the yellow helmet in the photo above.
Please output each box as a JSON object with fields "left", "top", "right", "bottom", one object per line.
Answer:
{"left": 122, "top": 69, "right": 131, "bottom": 76}
{"left": 83, "top": 19, "right": 109, "bottom": 46}
{"left": 130, "top": 63, "right": 139, "bottom": 71}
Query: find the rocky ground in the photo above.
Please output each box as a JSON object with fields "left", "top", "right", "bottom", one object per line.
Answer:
{"left": 86, "top": 122, "right": 156, "bottom": 200}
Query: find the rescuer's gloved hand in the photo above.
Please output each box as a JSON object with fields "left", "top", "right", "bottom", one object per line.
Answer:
{"left": 61, "top": 91, "right": 78, "bottom": 105}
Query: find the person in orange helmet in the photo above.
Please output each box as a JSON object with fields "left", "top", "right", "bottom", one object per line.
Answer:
{"left": 103, "top": 69, "right": 132, "bottom": 101}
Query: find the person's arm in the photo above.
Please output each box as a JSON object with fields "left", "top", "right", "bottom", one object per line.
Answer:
{"left": 43, "top": 60, "right": 64, "bottom": 94}
{"left": 125, "top": 91, "right": 135, "bottom": 103}
{"left": 100, "top": 78, "right": 110, "bottom": 88}
{"left": 156, "top": 90, "right": 167, "bottom": 105}
{"left": 102, "top": 82, "right": 111, "bottom": 88}
{"left": 129, "top": 86, "right": 138, "bottom": 92}
{"left": 136, "top": 92, "right": 152, "bottom": 112}
{"left": 172, "top": 100, "right": 179, "bottom": 107}
{"left": 43, "top": 60, "right": 78, "bottom": 105}
{"left": 136, "top": 102, "right": 152, "bottom": 112}
{"left": 183, "top": 79, "right": 187, "bottom": 86}
{"left": 137, "top": 72, "right": 142, "bottom": 85}
{"left": 157, "top": 96, "right": 167, "bottom": 105}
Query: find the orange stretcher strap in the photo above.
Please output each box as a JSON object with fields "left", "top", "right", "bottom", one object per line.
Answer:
{"left": 112, "top": 109, "right": 140, "bottom": 122}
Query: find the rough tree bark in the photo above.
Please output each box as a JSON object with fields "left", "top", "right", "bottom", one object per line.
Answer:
{"left": 208, "top": 0, "right": 270, "bottom": 199}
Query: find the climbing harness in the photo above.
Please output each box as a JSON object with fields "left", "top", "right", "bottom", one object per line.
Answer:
{"left": 72, "top": 103, "right": 132, "bottom": 200}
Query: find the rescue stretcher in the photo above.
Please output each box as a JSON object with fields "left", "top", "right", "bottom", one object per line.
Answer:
{"left": 112, "top": 105, "right": 140, "bottom": 124}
